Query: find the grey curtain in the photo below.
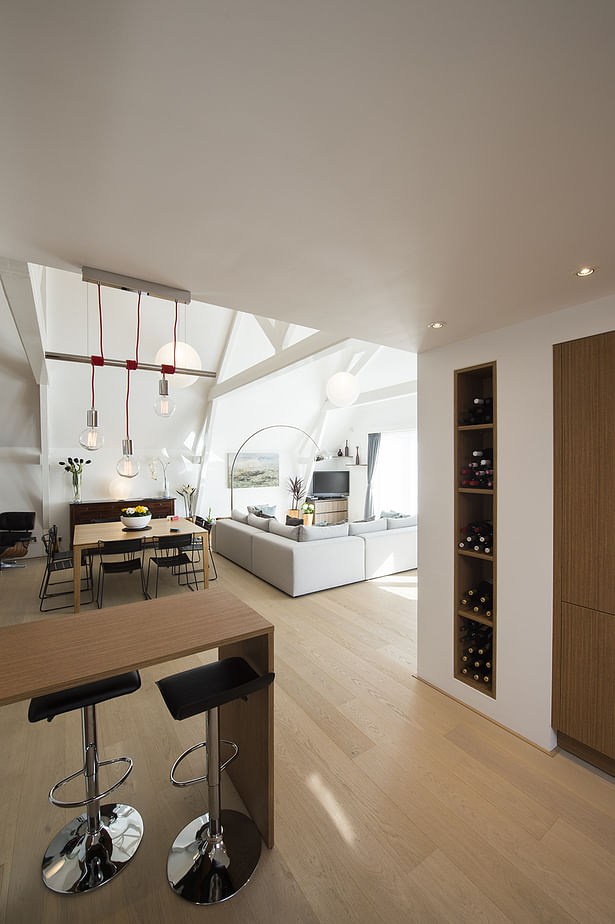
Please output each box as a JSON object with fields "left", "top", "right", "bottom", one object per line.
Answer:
{"left": 364, "top": 432, "right": 381, "bottom": 519}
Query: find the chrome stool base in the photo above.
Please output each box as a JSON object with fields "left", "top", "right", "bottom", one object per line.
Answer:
{"left": 42, "top": 803, "right": 143, "bottom": 894}
{"left": 167, "top": 809, "right": 261, "bottom": 904}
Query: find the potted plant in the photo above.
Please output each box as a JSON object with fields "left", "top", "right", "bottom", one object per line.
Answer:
{"left": 302, "top": 501, "right": 315, "bottom": 526}
{"left": 120, "top": 505, "right": 152, "bottom": 530}
{"left": 286, "top": 475, "right": 305, "bottom": 517}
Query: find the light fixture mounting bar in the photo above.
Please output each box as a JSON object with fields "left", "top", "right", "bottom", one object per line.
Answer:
{"left": 82, "top": 266, "right": 191, "bottom": 304}
{"left": 45, "top": 351, "right": 216, "bottom": 379}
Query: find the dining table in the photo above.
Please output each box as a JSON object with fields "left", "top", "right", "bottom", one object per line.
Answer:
{"left": 72, "top": 516, "right": 209, "bottom": 612}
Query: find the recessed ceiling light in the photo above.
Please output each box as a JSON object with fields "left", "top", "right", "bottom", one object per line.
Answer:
{"left": 576, "top": 266, "right": 595, "bottom": 277}
{"left": 427, "top": 321, "right": 446, "bottom": 329}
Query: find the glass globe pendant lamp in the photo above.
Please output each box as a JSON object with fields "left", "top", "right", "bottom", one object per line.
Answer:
{"left": 79, "top": 408, "right": 104, "bottom": 450}
{"left": 326, "top": 371, "right": 360, "bottom": 407}
{"left": 116, "top": 438, "right": 139, "bottom": 478}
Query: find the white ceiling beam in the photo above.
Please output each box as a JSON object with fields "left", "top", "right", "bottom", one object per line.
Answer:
{"left": 0, "top": 259, "right": 47, "bottom": 385}
{"left": 349, "top": 345, "right": 381, "bottom": 376}
{"left": 352, "top": 380, "right": 417, "bottom": 406}
{"left": 215, "top": 310, "right": 240, "bottom": 383}
{"left": 209, "top": 331, "right": 348, "bottom": 400}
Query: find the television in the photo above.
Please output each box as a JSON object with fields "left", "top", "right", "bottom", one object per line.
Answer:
{"left": 311, "top": 470, "right": 350, "bottom": 498}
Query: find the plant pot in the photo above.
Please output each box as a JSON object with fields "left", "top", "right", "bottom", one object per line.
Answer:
{"left": 303, "top": 514, "right": 314, "bottom": 526}
{"left": 120, "top": 514, "right": 152, "bottom": 530}
{"left": 288, "top": 509, "right": 300, "bottom": 518}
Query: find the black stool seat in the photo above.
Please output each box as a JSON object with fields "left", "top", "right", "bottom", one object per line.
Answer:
{"left": 28, "top": 671, "right": 141, "bottom": 723}
{"left": 157, "top": 657, "right": 273, "bottom": 721}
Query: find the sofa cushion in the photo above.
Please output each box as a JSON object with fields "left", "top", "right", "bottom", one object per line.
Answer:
{"left": 363, "top": 525, "right": 417, "bottom": 578}
{"left": 247, "top": 512, "right": 270, "bottom": 531}
{"left": 380, "top": 510, "right": 402, "bottom": 518}
{"left": 349, "top": 519, "right": 386, "bottom": 536}
{"left": 270, "top": 520, "right": 301, "bottom": 541}
{"left": 387, "top": 515, "right": 417, "bottom": 529}
{"left": 298, "top": 523, "right": 349, "bottom": 541}
{"left": 231, "top": 509, "right": 248, "bottom": 524}
{"left": 248, "top": 504, "right": 276, "bottom": 517}
{"left": 286, "top": 515, "right": 303, "bottom": 526}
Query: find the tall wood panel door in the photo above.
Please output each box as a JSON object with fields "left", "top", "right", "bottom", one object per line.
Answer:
{"left": 553, "top": 329, "right": 615, "bottom": 772}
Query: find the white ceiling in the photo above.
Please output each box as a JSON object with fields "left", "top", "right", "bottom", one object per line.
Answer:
{"left": 1, "top": 1, "right": 614, "bottom": 353}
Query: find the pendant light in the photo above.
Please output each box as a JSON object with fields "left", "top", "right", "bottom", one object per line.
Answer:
{"left": 154, "top": 300, "right": 201, "bottom": 388}
{"left": 116, "top": 294, "right": 141, "bottom": 478}
{"left": 326, "top": 371, "right": 360, "bottom": 407}
{"left": 79, "top": 285, "right": 105, "bottom": 450}
{"left": 154, "top": 372, "right": 175, "bottom": 418}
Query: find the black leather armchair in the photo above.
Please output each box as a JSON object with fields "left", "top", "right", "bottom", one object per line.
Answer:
{"left": 0, "top": 512, "right": 36, "bottom": 570}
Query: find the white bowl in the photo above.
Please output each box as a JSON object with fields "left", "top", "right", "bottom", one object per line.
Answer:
{"left": 120, "top": 514, "right": 152, "bottom": 530}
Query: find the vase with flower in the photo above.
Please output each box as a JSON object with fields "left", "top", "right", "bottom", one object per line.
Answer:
{"left": 59, "top": 456, "right": 92, "bottom": 503}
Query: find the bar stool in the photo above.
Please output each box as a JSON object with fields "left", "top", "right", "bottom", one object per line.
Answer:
{"left": 156, "top": 657, "right": 274, "bottom": 904}
{"left": 28, "top": 671, "right": 144, "bottom": 894}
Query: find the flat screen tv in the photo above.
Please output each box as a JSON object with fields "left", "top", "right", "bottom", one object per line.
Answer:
{"left": 311, "top": 470, "right": 350, "bottom": 498}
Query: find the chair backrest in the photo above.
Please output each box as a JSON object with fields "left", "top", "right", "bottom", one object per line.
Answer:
{"left": 98, "top": 538, "right": 143, "bottom": 556}
{"left": 0, "top": 511, "right": 35, "bottom": 532}
{"left": 194, "top": 515, "right": 206, "bottom": 528}
{"left": 41, "top": 525, "right": 59, "bottom": 563}
{"left": 155, "top": 534, "right": 192, "bottom": 552}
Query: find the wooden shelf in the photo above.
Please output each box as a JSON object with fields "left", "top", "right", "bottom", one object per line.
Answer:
{"left": 458, "top": 549, "right": 494, "bottom": 562}
{"left": 457, "top": 423, "right": 494, "bottom": 432}
{"left": 457, "top": 608, "right": 493, "bottom": 627}
{"left": 454, "top": 361, "right": 497, "bottom": 699}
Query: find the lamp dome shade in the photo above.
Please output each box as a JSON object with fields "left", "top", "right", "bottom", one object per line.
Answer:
{"left": 326, "top": 372, "right": 360, "bottom": 407}
{"left": 154, "top": 341, "right": 202, "bottom": 388}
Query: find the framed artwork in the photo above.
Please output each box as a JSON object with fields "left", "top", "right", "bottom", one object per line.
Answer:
{"left": 227, "top": 452, "right": 279, "bottom": 488}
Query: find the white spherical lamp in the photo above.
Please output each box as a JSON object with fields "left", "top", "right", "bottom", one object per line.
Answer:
{"left": 326, "top": 372, "right": 360, "bottom": 407}
{"left": 155, "top": 342, "right": 202, "bottom": 388}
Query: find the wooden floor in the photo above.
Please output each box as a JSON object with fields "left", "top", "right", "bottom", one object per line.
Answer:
{"left": 1, "top": 556, "right": 615, "bottom": 923}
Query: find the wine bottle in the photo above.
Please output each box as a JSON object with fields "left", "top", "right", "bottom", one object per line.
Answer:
{"left": 473, "top": 397, "right": 493, "bottom": 407}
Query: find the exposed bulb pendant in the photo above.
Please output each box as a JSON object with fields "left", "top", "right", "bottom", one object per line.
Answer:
{"left": 154, "top": 374, "right": 175, "bottom": 418}
{"left": 116, "top": 438, "right": 139, "bottom": 478}
{"left": 79, "top": 408, "right": 104, "bottom": 451}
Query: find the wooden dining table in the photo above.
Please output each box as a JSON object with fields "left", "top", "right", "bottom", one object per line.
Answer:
{"left": 73, "top": 516, "right": 209, "bottom": 612}
{"left": 0, "top": 585, "right": 275, "bottom": 847}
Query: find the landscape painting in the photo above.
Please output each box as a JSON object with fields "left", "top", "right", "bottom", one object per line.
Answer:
{"left": 227, "top": 452, "right": 279, "bottom": 488}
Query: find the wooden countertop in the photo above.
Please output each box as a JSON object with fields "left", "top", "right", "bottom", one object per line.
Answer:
{"left": 0, "top": 585, "right": 273, "bottom": 706}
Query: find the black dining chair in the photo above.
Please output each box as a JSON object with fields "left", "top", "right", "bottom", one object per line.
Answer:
{"left": 179, "top": 516, "right": 217, "bottom": 585}
{"left": 146, "top": 534, "right": 199, "bottom": 598}
{"left": 96, "top": 538, "right": 146, "bottom": 608}
{"left": 39, "top": 525, "right": 94, "bottom": 611}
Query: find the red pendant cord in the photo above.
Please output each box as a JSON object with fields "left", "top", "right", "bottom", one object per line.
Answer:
{"left": 125, "top": 367, "right": 131, "bottom": 439}
{"left": 90, "top": 284, "right": 106, "bottom": 409}
{"left": 124, "top": 293, "right": 142, "bottom": 440}
{"left": 173, "top": 300, "right": 178, "bottom": 370}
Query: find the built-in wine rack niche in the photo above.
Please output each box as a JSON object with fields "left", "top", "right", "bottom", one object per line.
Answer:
{"left": 454, "top": 362, "right": 497, "bottom": 698}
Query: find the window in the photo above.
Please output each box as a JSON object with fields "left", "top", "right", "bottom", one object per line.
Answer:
{"left": 373, "top": 429, "right": 417, "bottom": 516}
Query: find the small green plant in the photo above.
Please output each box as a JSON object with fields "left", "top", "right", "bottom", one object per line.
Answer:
{"left": 302, "top": 502, "right": 315, "bottom": 515}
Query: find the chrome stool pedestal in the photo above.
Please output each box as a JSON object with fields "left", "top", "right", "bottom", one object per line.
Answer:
{"left": 29, "top": 672, "right": 143, "bottom": 895}
{"left": 157, "top": 657, "right": 274, "bottom": 905}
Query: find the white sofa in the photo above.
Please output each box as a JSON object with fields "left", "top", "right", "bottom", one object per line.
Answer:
{"left": 214, "top": 512, "right": 417, "bottom": 597}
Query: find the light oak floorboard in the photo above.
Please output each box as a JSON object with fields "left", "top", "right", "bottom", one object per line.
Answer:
{"left": 1, "top": 556, "right": 615, "bottom": 922}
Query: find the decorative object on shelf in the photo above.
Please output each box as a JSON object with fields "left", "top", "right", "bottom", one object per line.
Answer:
{"left": 355, "top": 446, "right": 360, "bottom": 465}
{"left": 344, "top": 440, "right": 350, "bottom": 457}
{"left": 177, "top": 484, "right": 197, "bottom": 518}
{"left": 117, "top": 292, "right": 142, "bottom": 478}
{"left": 120, "top": 505, "right": 152, "bottom": 530}
{"left": 154, "top": 373, "right": 175, "bottom": 418}
{"left": 302, "top": 502, "right": 315, "bottom": 526}
{"left": 228, "top": 426, "right": 321, "bottom": 511}
{"left": 59, "top": 456, "right": 91, "bottom": 503}
{"left": 149, "top": 456, "right": 172, "bottom": 496}
{"left": 286, "top": 476, "right": 306, "bottom": 517}
{"left": 326, "top": 371, "right": 360, "bottom": 407}
{"left": 79, "top": 285, "right": 105, "bottom": 451}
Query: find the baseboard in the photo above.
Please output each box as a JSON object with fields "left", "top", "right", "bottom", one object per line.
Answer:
{"left": 557, "top": 732, "right": 615, "bottom": 777}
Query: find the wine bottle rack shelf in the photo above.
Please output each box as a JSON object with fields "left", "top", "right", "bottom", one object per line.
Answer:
{"left": 454, "top": 361, "right": 497, "bottom": 699}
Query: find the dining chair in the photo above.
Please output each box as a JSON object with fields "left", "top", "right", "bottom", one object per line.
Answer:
{"left": 96, "top": 538, "right": 146, "bottom": 608}
{"left": 39, "top": 525, "right": 93, "bottom": 611}
{"left": 146, "top": 534, "right": 199, "bottom": 598}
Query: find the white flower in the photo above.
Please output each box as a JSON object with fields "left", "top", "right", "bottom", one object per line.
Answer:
{"left": 125, "top": 507, "right": 136, "bottom": 515}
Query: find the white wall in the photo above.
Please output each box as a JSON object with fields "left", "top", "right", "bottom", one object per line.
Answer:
{"left": 417, "top": 292, "right": 615, "bottom": 750}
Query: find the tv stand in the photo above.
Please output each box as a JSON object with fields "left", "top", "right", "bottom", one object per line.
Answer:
{"left": 309, "top": 497, "right": 348, "bottom": 525}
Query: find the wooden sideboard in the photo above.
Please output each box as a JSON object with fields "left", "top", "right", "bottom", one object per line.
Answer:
{"left": 69, "top": 497, "right": 175, "bottom": 547}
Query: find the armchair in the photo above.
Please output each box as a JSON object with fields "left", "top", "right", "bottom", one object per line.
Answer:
{"left": 0, "top": 512, "right": 36, "bottom": 570}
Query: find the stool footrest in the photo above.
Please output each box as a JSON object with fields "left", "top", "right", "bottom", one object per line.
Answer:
{"left": 170, "top": 739, "right": 238, "bottom": 788}
{"left": 49, "top": 756, "right": 133, "bottom": 809}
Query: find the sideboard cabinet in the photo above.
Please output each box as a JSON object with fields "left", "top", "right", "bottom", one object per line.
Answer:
{"left": 69, "top": 497, "right": 175, "bottom": 546}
